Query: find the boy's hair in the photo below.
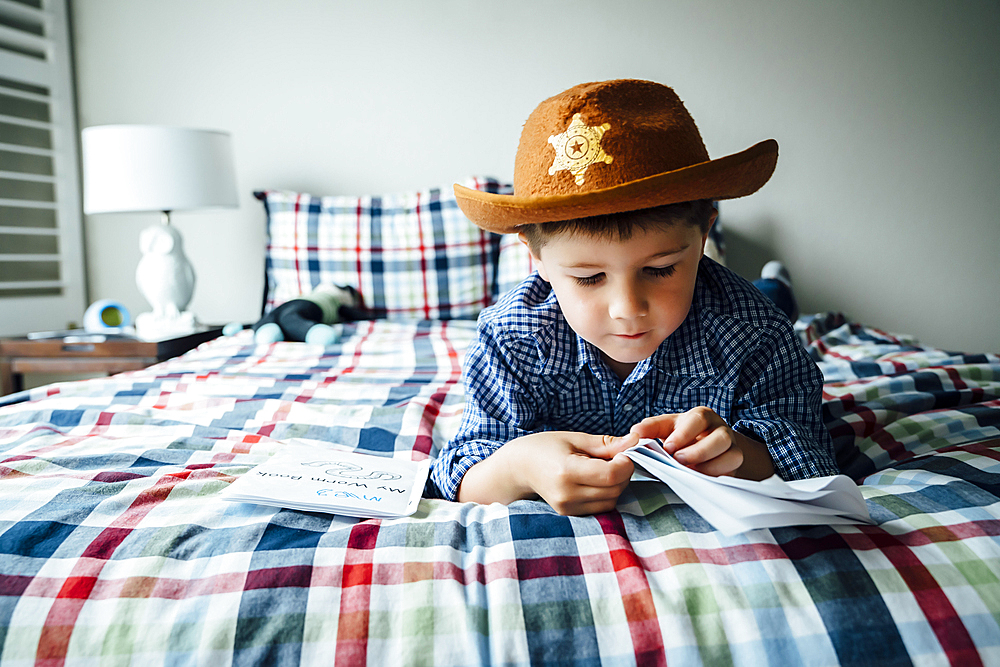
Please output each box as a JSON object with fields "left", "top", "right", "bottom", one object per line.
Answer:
{"left": 520, "top": 199, "right": 714, "bottom": 254}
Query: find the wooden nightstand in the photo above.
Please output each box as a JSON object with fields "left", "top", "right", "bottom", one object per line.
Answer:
{"left": 0, "top": 328, "right": 223, "bottom": 396}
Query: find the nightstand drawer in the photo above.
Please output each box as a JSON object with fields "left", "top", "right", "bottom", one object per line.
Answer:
{"left": 7, "top": 356, "right": 155, "bottom": 375}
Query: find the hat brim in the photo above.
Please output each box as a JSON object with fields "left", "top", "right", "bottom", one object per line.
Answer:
{"left": 455, "top": 139, "right": 778, "bottom": 234}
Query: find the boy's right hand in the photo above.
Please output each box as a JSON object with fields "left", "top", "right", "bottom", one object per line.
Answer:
{"left": 457, "top": 431, "right": 638, "bottom": 516}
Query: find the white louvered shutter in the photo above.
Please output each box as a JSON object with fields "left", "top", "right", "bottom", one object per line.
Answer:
{"left": 0, "top": 0, "right": 85, "bottom": 335}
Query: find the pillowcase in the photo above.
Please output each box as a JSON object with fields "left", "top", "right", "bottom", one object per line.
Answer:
{"left": 256, "top": 178, "right": 509, "bottom": 321}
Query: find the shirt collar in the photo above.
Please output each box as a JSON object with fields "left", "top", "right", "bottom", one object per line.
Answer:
{"left": 651, "top": 299, "right": 717, "bottom": 378}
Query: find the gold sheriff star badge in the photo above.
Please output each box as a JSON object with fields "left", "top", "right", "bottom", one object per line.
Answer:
{"left": 548, "top": 113, "right": 613, "bottom": 186}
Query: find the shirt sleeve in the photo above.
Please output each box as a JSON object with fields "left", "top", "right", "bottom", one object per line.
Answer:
{"left": 428, "top": 323, "right": 544, "bottom": 500}
{"left": 730, "top": 319, "right": 840, "bottom": 480}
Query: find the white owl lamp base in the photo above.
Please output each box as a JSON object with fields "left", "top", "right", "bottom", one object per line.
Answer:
{"left": 133, "top": 218, "right": 200, "bottom": 341}
{"left": 135, "top": 310, "right": 198, "bottom": 341}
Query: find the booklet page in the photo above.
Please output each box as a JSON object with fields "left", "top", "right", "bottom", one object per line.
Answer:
{"left": 222, "top": 442, "right": 429, "bottom": 519}
{"left": 624, "top": 439, "right": 870, "bottom": 535}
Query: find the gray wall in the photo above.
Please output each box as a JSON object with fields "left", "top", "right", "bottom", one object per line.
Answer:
{"left": 72, "top": 0, "right": 1000, "bottom": 353}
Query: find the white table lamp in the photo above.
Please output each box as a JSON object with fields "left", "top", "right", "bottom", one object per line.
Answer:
{"left": 82, "top": 125, "right": 238, "bottom": 340}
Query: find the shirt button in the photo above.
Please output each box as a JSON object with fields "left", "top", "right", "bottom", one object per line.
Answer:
{"left": 623, "top": 403, "right": 633, "bottom": 412}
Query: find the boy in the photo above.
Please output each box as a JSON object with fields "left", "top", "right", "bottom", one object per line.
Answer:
{"left": 429, "top": 79, "right": 838, "bottom": 516}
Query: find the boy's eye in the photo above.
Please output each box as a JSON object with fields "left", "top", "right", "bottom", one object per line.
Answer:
{"left": 645, "top": 265, "right": 677, "bottom": 279}
{"left": 573, "top": 273, "right": 604, "bottom": 286}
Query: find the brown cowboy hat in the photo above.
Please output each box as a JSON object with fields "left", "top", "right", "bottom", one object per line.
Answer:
{"left": 454, "top": 79, "right": 778, "bottom": 234}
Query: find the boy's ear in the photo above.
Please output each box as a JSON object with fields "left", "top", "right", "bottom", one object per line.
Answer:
{"left": 517, "top": 232, "right": 548, "bottom": 281}
{"left": 516, "top": 231, "right": 532, "bottom": 253}
{"left": 699, "top": 208, "right": 718, "bottom": 255}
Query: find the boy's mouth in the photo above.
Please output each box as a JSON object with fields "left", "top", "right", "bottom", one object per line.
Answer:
{"left": 615, "top": 332, "right": 648, "bottom": 340}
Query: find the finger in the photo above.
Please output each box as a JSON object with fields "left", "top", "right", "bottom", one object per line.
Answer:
{"left": 630, "top": 414, "right": 679, "bottom": 440}
{"left": 673, "top": 428, "right": 733, "bottom": 466}
{"left": 663, "top": 407, "right": 718, "bottom": 452}
{"left": 608, "top": 452, "right": 635, "bottom": 483}
{"left": 565, "top": 452, "right": 634, "bottom": 488}
{"left": 542, "top": 474, "right": 631, "bottom": 515}
{"left": 568, "top": 475, "right": 632, "bottom": 500}
{"left": 571, "top": 452, "right": 634, "bottom": 487}
{"left": 692, "top": 447, "right": 744, "bottom": 477}
{"left": 574, "top": 432, "right": 640, "bottom": 459}
{"left": 605, "top": 432, "right": 640, "bottom": 454}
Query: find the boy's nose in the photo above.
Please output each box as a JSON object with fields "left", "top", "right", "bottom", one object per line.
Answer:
{"left": 609, "top": 283, "right": 647, "bottom": 320}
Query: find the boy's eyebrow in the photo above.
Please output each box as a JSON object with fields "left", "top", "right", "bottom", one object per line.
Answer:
{"left": 562, "top": 244, "right": 691, "bottom": 268}
{"left": 647, "top": 244, "right": 690, "bottom": 259}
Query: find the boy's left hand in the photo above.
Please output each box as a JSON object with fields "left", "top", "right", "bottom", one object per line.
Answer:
{"left": 629, "top": 406, "right": 775, "bottom": 480}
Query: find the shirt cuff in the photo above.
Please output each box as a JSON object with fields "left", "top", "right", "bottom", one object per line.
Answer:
{"left": 732, "top": 420, "right": 839, "bottom": 480}
{"left": 428, "top": 440, "right": 502, "bottom": 501}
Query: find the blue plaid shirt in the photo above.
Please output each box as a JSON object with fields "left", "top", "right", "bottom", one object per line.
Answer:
{"left": 429, "top": 258, "right": 838, "bottom": 500}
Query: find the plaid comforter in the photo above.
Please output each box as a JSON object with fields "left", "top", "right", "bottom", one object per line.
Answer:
{"left": 0, "top": 314, "right": 997, "bottom": 666}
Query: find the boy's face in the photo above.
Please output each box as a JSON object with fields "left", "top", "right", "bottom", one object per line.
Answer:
{"left": 524, "top": 220, "right": 711, "bottom": 381}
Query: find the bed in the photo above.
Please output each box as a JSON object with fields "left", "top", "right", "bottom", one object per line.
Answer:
{"left": 0, "top": 179, "right": 998, "bottom": 666}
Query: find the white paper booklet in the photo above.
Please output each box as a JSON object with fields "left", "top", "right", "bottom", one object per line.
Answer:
{"left": 624, "top": 439, "right": 871, "bottom": 536}
{"left": 221, "top": 443, "right": 429, "bottom": 519}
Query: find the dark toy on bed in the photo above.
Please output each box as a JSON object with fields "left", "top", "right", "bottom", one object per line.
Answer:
{"left": 249, "top": 284, "right": 364, "bottom": 345}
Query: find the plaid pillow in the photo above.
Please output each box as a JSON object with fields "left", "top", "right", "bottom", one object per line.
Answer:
{"left": 256, "top": 178, "right": 509, "bottom": 320}
{"left": 469, "top": 180, "right": 538, "bottom": 299}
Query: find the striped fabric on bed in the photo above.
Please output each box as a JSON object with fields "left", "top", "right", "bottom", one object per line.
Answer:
{"left": 0, "top": 315, "right": 997, "bottom": 665}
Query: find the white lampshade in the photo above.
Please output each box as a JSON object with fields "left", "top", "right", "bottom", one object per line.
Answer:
{"left": 82, "top": 125, "right": 238, "bottom": 214}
